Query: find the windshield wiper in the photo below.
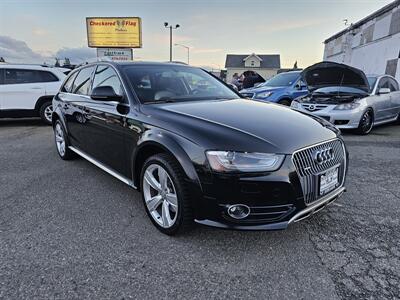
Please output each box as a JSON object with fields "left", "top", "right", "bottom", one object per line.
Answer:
{"left": 144, "top": 98, "right": 177, "bottom": 104}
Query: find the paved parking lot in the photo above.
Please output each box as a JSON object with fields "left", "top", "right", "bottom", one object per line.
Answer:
{"left": 1, "top": 118, "right": 399, "bottom": 299}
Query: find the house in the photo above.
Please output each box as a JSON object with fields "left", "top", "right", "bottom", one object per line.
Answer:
{"left": 225, "top": 53, "right": 281, "bottom": 82}
{"left": 323, "top": 0, "right": 400, "bottom": 82}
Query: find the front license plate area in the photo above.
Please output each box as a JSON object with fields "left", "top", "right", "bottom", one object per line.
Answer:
{"left": 319, "top": 167, "right": 339, "bottom": 196}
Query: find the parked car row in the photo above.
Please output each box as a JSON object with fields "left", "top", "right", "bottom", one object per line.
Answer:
{"left": 1, "top": 60, "right": 399, "bottom": 235}
{"left": 239, "top": 62, "right": 400, "bottom": 135}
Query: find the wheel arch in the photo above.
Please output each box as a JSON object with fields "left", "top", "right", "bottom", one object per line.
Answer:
{"left": 132, "top": 131, "right": 201, "bottom": 192}
{"left": 34, "top": 95, "right": 54, "bottom": 111}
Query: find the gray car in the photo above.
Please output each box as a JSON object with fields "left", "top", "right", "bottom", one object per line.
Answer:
{"left": 291, "top": 62, "right": 400, "bottom": 134}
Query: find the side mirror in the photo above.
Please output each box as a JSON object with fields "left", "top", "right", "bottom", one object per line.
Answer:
{"left": 377, "top": 88, "right": 390, "bottom": 95}
{"left": 91, "top": 86, "right": 123, "bottom": 102}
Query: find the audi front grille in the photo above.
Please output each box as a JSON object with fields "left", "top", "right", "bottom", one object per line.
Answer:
{"left": 292, "top": 139, "right": 346, "bottom": 205}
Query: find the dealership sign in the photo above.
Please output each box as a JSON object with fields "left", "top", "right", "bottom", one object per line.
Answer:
{"left": 97, "top": 48, "right": 133, "bottom": 61}
{"left": 86, "top": 17, "right": 142, "bottom": 48}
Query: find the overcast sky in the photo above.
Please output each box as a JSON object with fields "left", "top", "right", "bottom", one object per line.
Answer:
{"left": 0, "top": 0, "right": 394, "bottom": 69}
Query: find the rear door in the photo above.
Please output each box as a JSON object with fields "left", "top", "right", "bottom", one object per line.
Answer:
{"left": 78, "top": 64, "right": 129, "bottom": 176}
{"left": 1, "top": 68, "right": 45, "bottom": 110}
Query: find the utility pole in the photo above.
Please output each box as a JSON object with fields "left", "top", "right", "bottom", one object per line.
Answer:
{"left": 174, "top": 43, "right": 190, "bottom": 64}
{"left": 164, "top": 22, "right": 180, "bottom": 61}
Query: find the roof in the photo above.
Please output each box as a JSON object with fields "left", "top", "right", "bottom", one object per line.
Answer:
{"left": 324, "top": 0, "right": 400, "bottom": 43}
{"left": 0, "top": 64, "right": 60, "bottom": 71}
{"left": 225, "top": 54, "right": 281, "bottom": 68}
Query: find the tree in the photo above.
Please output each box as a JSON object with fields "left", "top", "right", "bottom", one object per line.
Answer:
{"left": 0, "top": 57, "right": 5, "bottom": 63}
{"left": 293, "top": 61, "right": 298, "bottom": 69}
{"left": 54, "top": 58, "right": 61, "bottom": 67}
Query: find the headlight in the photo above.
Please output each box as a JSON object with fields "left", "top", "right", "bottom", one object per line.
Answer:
{"left": 334, "top": 102, "right": 360, "bottom": 110}
{"left": 206, "top": 151, "right": 284, "bottom": 172}
{"left": 255, "top": 91, "right": 273, "bottom": 99}
{"left": 291, "top": 101, "right": 299, "bottom": 109}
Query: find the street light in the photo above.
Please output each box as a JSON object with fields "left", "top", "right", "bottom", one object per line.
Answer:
{"left": 164, "top": 22, "right": 180, "bottom": 62}
{"left": 174, "top": 43, "right": 190, "bottom": 64}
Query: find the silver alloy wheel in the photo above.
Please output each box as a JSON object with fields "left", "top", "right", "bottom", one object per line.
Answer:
{"left": 44, "top": 105, "right": 53, "bottom": 122}
{"left": 55, "top": 123, "right": 66, "bottom": 156}
{"left": 143, "top": 164, "right": 178, "bottom": 228}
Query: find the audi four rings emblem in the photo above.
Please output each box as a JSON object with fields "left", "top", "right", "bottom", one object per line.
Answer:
{"left": 313, "top": 147, "right": 334, "bottom": 164}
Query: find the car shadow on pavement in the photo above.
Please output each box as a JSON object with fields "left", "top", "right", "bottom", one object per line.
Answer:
{"left": 0, "top": 118, "right": 46, "bottom": 127}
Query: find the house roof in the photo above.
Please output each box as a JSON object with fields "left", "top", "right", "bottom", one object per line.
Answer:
{"left": 225, "top": 54, "right": 281, "bottom": 68}
{"left": 324, "top": 0, "right": 400, "bottom": 43}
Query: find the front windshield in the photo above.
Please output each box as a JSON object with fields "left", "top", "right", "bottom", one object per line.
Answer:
{"left": 123, "top": 65, "right": 238, "bottom": 103}
{"left": 367, "top": 77, "right": 377, "bottom": 92}
{"left": 261, "top": 72, "right": 300, "bottom": 87}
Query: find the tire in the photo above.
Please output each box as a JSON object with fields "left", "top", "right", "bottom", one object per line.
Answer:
{"left": 140, "top": 153, "right": 193, "bottom": 235}
{"left": 396, "top": 112, "right": 400, "bottom": 124}
{"left": 54, "top": 120, "right": 75, "bottom": 160}
{"left": 355, "top": 108, "right": 374, "bottom": 135}
{"left": 278, "top": 99, "right": 291, "bottom": 106}
{"left": 39, "top": 101, "right": 53, "bottom": 125}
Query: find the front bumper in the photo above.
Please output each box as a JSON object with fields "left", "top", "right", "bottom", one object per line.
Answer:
{"left": 195, "top": 186, "right": 345, "bottom": 230}
{"left": 294, "top": 103, "right": 365, "bottom": 129}
{"left": 193, "top": 139, "right": 348, "bottom": 230}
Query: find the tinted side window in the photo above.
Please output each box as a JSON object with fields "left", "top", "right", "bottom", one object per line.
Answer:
{"left": 62, "top": 71, "right": 78, "bottom": 93}
{"left": 388, "top": 78, "right": 399, "bottom": 92}
{"left": 38, "top": 71, "right": 59, "bottom": 82}
{"left": 4, "top": 69, "right": 40, "bottom": 84}
{"left": 92, "top": 65, "right": 124, "bottom": 96}
{"left": 72, "top": 67, "right": 95, "bottom": 95}
{"left": 0, "top": 69, "right": 4, "bottom": 85}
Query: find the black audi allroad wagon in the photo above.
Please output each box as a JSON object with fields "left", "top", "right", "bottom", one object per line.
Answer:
{"left": 52, "top": 61, "right": 348, "bottom": 235}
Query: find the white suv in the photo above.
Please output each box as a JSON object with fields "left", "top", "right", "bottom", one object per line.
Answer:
{"left": 0, "top": 64, "right": 66, "bottom": 124}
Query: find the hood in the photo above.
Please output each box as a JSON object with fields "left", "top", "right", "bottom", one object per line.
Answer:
{"left": 145, "top": 99, "right": 338, "bottom": 154}
{"left": 301, "top": 61, "right": 369, "bottom": 92}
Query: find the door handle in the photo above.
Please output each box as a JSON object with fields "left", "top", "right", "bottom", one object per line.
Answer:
{"left": 30, "top": 87, "right": 42, "bottom": 90}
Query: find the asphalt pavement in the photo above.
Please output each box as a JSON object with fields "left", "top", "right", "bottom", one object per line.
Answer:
{"left": 1, "top": 118, "right": 399, "bottom": 299}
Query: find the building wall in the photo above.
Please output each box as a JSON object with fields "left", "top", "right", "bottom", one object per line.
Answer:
{"left": 226, "top": 68, "right": 279, "bottom": 83}
{"left": 323, "top": 3, "right": 400, "bottom": 82}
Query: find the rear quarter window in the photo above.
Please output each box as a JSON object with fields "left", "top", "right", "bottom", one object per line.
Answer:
{"left": 61, "top": 71, "right": 78, "bottom": 93}
{"left": 38, "top": 71, "right": 59, "bottom": 82}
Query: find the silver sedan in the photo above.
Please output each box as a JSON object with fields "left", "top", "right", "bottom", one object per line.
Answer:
{"left": 292, "top": 75, "right": 400, "bottom": 134}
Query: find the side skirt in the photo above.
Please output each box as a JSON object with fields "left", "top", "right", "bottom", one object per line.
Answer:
{"left": 373, "top": 116, "right": 398, "bottom": 126}
{"left": 69, "top": 146, "right": 137, "bottom": 189}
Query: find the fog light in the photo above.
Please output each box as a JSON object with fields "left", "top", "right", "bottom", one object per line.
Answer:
{"left": 227, "top": 204, "right": 251, "bottom": 219}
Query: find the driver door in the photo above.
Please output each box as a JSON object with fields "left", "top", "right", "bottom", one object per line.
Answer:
{"left": 372, "top": 77, "right": 392, "bottom": 122}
